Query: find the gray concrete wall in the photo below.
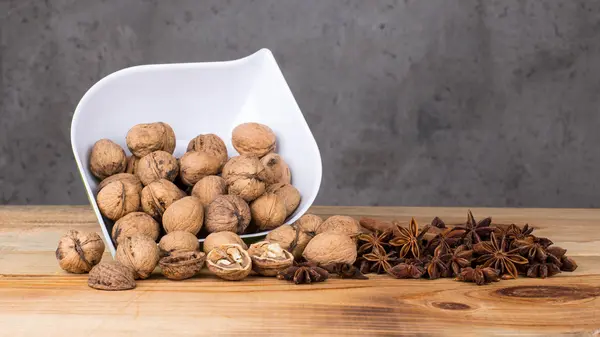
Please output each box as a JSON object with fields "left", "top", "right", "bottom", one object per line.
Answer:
{"left": 2, "top": 0, "right": 600, "bottom": 207}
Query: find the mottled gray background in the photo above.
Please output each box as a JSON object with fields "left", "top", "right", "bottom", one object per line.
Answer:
{"left": 2, "top": 0, "right": 600, "bottom": 207}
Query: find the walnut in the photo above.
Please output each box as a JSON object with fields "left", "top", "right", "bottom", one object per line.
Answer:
{"left": 294, "top": 214, "right": 323, "bottom": 236}
{"left": 111, "top": 212, "right": 160, "bottom": 244}
{"left": 231, "top": 122, "right": 276, "bottom": 157}
{"left": 261, "top": 153, "right": 291, "bottom": 185}
{"left": 126, "top": 122, "right": 176, "bottom": 157}
{"left": 162, "top": 196, "right": 204, "bottom": 235}
{"left": 187, "top": 133, "right": 228, "bottom": 169}
{"left": 126, "top": 155, "right": 139, "bottom": 174}
{"left": 136, "top": 151, "right": 179, "bottom": 186}
{"left": 115, "top": 234, "right": 160, "bottom": 279}
{"left": 89, "top": 139, "right": 128, "bottom": 180}
{"left": 88, "top": 261, "right": 136, "bottom": 291}
{"left": 265, "top": 224, "right": 312, "bottom": 260}
{"left": 97, "top": 180, "right": 141, "bottom": 221}
{"left": 158, "top": 231, "right": 200, "bottom": 255}
{"left": 98, "top": 173, "right": 142, "bottom": 194}
{"left": 302, "top": 232, "right": 357, "bottom": 265}
{"left": 206, "top": 244, "right": 252, "bottom": 281}
{"left": 140, "top": 179, "right": 186, "bottom": 219}
{"left": 247, "top": 241, "right": 294, "bottom": 276}
{"left": 317, "top": 215, "right": 361, "bottom": 238}
{"left": 56, "top": 230, "right": 105, "bottom": 273}
{"left": 159, "top": 251, "right": 206, "bottom": 280}
{"left": 205, "top": 195, "right": 251, "bottom": 234}
{"left": 191, "top": 175, "right": 227, "bottom": 206}
{"left": 179, "top": 151, "right": 222, "bottom": 186}
{"left": 250, "top": 193, "right": 286, "bottom": 231}
{"left": 266, "top": 183, "right": 301, "bottom": 218}
{"left": 203, "top": 231, "right": 248, "bottom": 254}
{"left": 222, "top": 155, "right": 272, "bottom": 202}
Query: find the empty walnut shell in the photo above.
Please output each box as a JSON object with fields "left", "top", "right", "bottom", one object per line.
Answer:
{"left": 203, "top": 231, "right": 247, "bottom": 254}
{"left": 265, "top": 224, "right": 312, "bottom": 260}
{"left": 248, "top": 241, "right": 294, "bottom": 276}
{"left": 191, "top": 175, "right": 227, "bottom": 206}
{"left": 140, "top": 179, "right": 186, "bottom": 219}
{"left": 112, "top": 212, "right": 160, "bottom": 245}
{"left": 266, "top": 183, "right": 301, "bottom": 218}
{"left": 159, "top": 250, "right": 206, "bottom": 280}
{"left": 302, "top": 232, "right": 357, "bottom": 266}
{"left": 56, "top": 230, "right": 105, "bottom": 274}
{"left": 317, "top": 215, "right": 361, "bottom": 238}
{"left": 97, "top": 180, "right": 141, "bottom": 221}
{"left": 126, "top": 156, "right": 139, "bottom": 174}
{"left": 126, "top": 122, "right": 176, "bottom": 158}
{"left": 250, "top": 193, "right": 287, "bottom": 231}
{"left": 294, "top": 214, "right": 324, "bottom": 236}
{"left": 261, "top": 153, "right": 291, "bottom": 185}
{"left": 162, "top": 196, "right": 204, "bottom": 235}
{"left": 136, "top": 151, "right": 179, "bottom": 186}
{"left": 158, "top": 231, "right": 200, "bottom": 255}
{"left": 222, "top": 155, "right": 272, "bottom": 202}
{"left": 98, "top": 173, "right": 142, "bottom": 194}
{"left": 179, "top": 151, "right": 222, "bottom": 186}
{"left": 207, "top": 244, "right": 252, "bottom": 281}
{"left": 205, "top": 195, "right": 251, "bottom": 234}
{"left": 187, "top": 133, "right": 228, "bottom": 169}
{"left": 231, "top": 122, "right": 276, "bottom": 157}
{"left": 89, "top": 139, "right": 128, "bottom": 180}
{"left": 115, "top": 234, "right": 161, "bottom": 279}
{"left": 88, "top": 261, "right": 136, "bottom": 291}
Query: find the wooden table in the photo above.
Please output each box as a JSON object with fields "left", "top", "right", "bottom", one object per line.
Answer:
{"left": 0, "top": 206, "right": 599, "bottom": 336}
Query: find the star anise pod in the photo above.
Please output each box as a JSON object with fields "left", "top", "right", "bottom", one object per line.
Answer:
{"left": 430, "top": 216, "right": 446, "bottom": 229}
{"left": 388, "top": 262, "right": 426, "bottom": 279}
{"left": 514, "top": 237, "right": 561, "bottom": 264}
{"left": 426, "top": 245, "right": 449, "bottom": 279}
{"left": 444, "top": 244, "right": 473, "bottom": 277}
{"left": 357, "top": 230, "right": 391, "bottom": 255}
{"left": 456, "top": 266, "right": 500, "bottom": 285}
{"left": 473, "top": 234, "right": 528, "bottom": 279}
{"left": 525, "top": 262, "right": 561, "bottom": 278}
{"left": 389, "top": 218, "right": 430, "bottom": 258}
{"left": 354, "top": 258, "right": 371, "bottom": 275}
{"left": 321, "top": 263, "right": 368, "bottom": 280}
{"left": 560, "top": 256, "right": 578, "bottom": 271}
{"left": 426, "top": 226, "right": 466, "bottom": 254}
{"left": 362, "top": 249, "right": 398, "bottom": 274}
{"left": 277, "top": 262, "right": 329, "bottom": 284}
{"left": 459, "top": 210, "right": 495, "bottom": 248}
{"left": 497, "top": 223, "right": 535, "bottom": 241}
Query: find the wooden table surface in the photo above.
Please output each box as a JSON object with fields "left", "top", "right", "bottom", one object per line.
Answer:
{"left": 0, "top": 206, "right": 599, "bottom": 336}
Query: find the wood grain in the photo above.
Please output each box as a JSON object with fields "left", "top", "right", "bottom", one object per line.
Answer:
{"left": 0, "top": 206, "right": 599, "bottom": 336}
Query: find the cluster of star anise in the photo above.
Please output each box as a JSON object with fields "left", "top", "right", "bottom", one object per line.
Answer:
{"left": 355, "top": 210, "right": 578, "bottom": 285}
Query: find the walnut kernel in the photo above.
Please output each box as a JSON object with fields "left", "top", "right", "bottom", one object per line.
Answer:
{"left": 203, "top": 231, "right": 247, "bottom": 254}
{"left": 206, "top": 244, "right": 252, "bottom": 281}
{"left": 248, "top": 241, "right": 294, "bottom": 276}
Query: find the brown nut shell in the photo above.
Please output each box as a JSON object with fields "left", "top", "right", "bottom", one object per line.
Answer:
{"left": 231, "top": 122, "right": 276, "bottom": 157}
{"left": 250, "top": 193, "right": 286, "bottom": 231}
{"left": 205, "top": 195, "right": 251, "bottom": 234}
{"left": 56, "top": 230, "right": 105, "bottom": 274}
{"left": 302, "top": 232, "right": 357, "bottom": 265}
{"left": 88, "top": 261, "right": 136, "bottom": 291}
{"left": 203, "top": 231, "right": 247, "bottom": 254}
{"left": 265, "top": 224, "right": 312, "bottom": 260}
{"left": 206, "top": 244, "right": 252, "bottom": 281}
{"left": 191, "top": 175, "right": 227, "bottom": 206}
{"left": 126, "top": 156, "right": 140, "bottom": 174}
{"left": 111, "top": 212, "right": 160, "bottom": 245}
{"left": 89, "top": 139, "right": 127, "bottom": 180}
{"left": 136, "top": 151, "right": 179, "bottom": 186}
{"left": 126, "top": 122, "right": 176, "bottom": 157}
{"left": 140, "top": 179, "right": 186, "bottom": 219}
{"left": 158, "top": 231, "right": 200, "bottom": 255}
{"left": 317, "top": 215, "right": 361, "bottom": 238}
{"left": 162, "top": 196, "right": 204, "bottom": 235}
{"left": 179, "top": 151, "right": 222, "bottom": 186}
{"left": 98, "top": 173, "right": 142, "bottom": 194}
{"left": 187, "top": 134, "right": 228, "bottom": 169}
{"left": 266, "top": 183, "right": 301, "bottom": 218}
{"left": 159, "top": 250, "right": 206, "bottom": 280}
{"left": 97, "top": 180, "right": 141, "bottom": 221}
{"left": 248, "top": 241, "right": 294, "bottom": 276}
{"left": 294, "top": 214, "right": 324, "bottom": 236}
{"left": 115, "top": 234, "right": 160, "bottom": 279}
{"left": 261, "top": 153, "right": 291, "bottom": 185}
{"left": 222, "top": 155, "right": 271, "bottom": 202}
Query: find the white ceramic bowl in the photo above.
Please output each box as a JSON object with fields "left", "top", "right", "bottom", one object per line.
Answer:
{"left": 70, "top": 49, "right": 322, "bottom": 256}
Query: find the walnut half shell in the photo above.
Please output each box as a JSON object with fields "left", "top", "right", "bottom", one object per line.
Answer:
{"left": 88, "top": 261, "right": 136, "bottom": 291}
{"left": 206, "top": 244, "right": 252, "bottom": 281}
{"left": 247, "top": 241, "right": 294, "bottom": 277}
{"left": 159, "top": 251, "right": 206, "bottom": 280}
